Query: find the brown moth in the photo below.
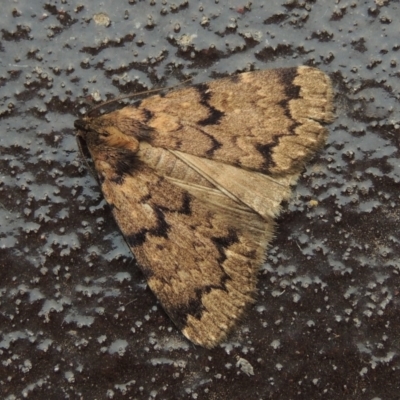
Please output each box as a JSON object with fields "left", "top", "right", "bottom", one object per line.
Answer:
{"left": 75, "top": 66, "right": 334, "bottom": 348}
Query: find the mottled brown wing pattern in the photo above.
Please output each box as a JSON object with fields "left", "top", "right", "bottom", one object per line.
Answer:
{"left": 97, "top": 66, "right": 333, "bottom": 175}
{"left": 75, "top": 66, "right": 333, "bottom": 347}
{"left": 99, "top": 162, "right": 270, "bottom": 347}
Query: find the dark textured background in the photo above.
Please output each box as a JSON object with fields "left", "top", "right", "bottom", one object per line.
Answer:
{"left": 1, "top": 0, "right": 399, "bottom": 399}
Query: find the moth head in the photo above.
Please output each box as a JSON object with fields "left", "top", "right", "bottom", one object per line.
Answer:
{"left": 74, "top": 116, "right": 140, "bottom": 154}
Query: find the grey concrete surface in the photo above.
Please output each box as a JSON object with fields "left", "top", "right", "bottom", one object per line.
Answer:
{"left": 1, "top": 0, "right": 399, "bottom": 399}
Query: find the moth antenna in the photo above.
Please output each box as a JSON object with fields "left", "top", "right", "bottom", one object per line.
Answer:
{"left": 76, "top": 136, "right": 98, "bottom": 181}
{"left": 86, "top": 77, "right": 193, "bottom": 117}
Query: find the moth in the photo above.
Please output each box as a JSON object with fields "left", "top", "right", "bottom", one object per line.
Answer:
{"left": 75, "top": 66, "right": 334, "bottom": 348}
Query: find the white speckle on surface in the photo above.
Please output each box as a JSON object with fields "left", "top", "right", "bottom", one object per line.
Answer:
{"left": 20, "top": 359, "right": 32, "bottom": 373}
{"left": 95, "top": 307, "right": 105, "bottom": 315}
{"left": 97, "top": 335, "right": 107, "bottom": 344}
{"left": 38, "top": 299, "right": 65, "bottom": 321}
{"left": 114, "top": 380, "right": 136, "bottom": 395}
{"left": 108, "top": 339, "right": 128, "bottom": 356}
{"left": 91, "top": 90, "right": 102, "bottom": 102}
{"left": 353, "top": 318, "right": 362, "bottom": 328}
{"left": 64, "top": 371, "right": 75, "bottom": 383}
{"left": 93, "top": 13, "right": 111, "bottom": 27}
{"left": 236, "top": 357, "right": 254, "bottom": 376}
{"left": 270, "top": 340, "right": 280, "bottom": 349}
{"left": 114, "top": 271, "right": 131, "bottom": 283}
{"left": 37, "top": 339, "right": 53, "bottom": 352}
{"left": 292, "top": 293, "right": 301, "bottom": 303}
